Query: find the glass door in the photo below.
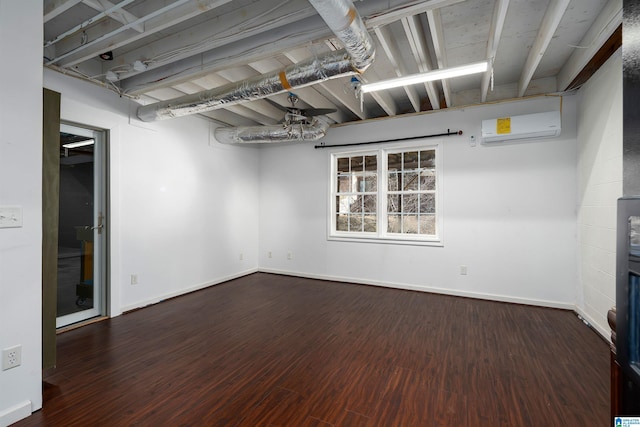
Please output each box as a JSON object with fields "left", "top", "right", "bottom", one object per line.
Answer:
{"left": 56, "top": 123, "right": 106, "bottom": 328}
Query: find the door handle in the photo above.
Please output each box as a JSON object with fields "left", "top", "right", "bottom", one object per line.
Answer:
{"left": 92, "top": 212, "right": 104, "bottom": 234}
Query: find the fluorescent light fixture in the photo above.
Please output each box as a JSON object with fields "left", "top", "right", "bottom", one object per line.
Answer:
{"left": 360, "top": 61, "right": 489, "bottom": 93}
{"left": 62, "top": 139, "right": 94, "bottom": 149}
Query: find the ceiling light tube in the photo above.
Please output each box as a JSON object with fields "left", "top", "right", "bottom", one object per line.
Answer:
{"left": 360, "top": 61, "right": 489, "bottom": 93}
{"left": 62, "top": 139, "right": 94, "bottom": 149}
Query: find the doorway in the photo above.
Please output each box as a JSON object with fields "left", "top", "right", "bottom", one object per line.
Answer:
{"left": 56, "top": 123, "right": 107, "bottom": 328}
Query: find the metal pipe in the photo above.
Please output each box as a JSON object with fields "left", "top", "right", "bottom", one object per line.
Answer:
{"left": 314, "top": 130, "right": 463, "bottom": 149}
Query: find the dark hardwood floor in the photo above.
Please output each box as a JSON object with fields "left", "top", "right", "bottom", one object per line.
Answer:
{"left": 15, "top": 273, "right": 609, "bottom": 426}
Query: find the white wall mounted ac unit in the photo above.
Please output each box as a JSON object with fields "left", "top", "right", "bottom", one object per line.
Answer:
{"left": 481, "top": 111, "right": 561, "bottom": 144}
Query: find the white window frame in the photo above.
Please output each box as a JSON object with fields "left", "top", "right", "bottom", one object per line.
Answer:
{"left": 328, "top": 139, "right": 443, "bottom": 246}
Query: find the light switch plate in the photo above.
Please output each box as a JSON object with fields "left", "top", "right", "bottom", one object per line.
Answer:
{"left": 0, "top": 206, "right": 23, "bottom": 228}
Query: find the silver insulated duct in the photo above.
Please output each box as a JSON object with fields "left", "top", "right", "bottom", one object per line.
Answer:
{"left": 136, "top": 0, "right": 375, "bottom": 124}
{"left": 215, "top": 116, "right": 331, "bottom": 144}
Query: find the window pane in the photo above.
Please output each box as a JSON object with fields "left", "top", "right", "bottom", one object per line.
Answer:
{"left": 354, "top": 175, "right": 366, "bottom": 192}
{"left": 420, "top": 150, "right": 435, "bottom": 168}
{"left": 404, "top": 151, "right": 418, "bottom": 170}
{"left": 337, "top": 175, "right": 350, "bottom": 192}
{"left": 338, "top": 195, "right": 355, "bottom": 213}
{"left": 388, "top": 214, "right": 401, "bottom": 233}
{"left": 404, "top": 172, "right": 418, "bottom": 191}
{"left": 388, "top": 153, "right": 402, "bottom": 171}
{"left": 363, "top": 195, "right": 376, "bottom": 213}
{"left": 388, "top": 172, "right": 399, "bottom": 191}
{"left": 403, "top": 214, "right": 418, "bottom": 234}
{"left": 351, "top": 156, "right": 364, "bottom": 172}
{"left": 364, "top": 215, "right": 377, "bottom": 232}
{"left": 337, "top": 157, "right": 349, "bottom": 173}
{"left": 349, "top": 214, "right": 362, "bottom": 232}
{"left": 403, "top": 194, "right": 419, "bottom": 213}
{"left": 388, "top": 195, "right": 401, "bottom": 213}
{"left": 364, "top": 175, "right": 377, "bottom": 192}
{"left": 419, "top": 170, "right": 435, "bottom": 191}
{"left": 419, "top": 215, "right": 436, "bottom": 235}
{"left": 419, "top": 193, "right": 435, "bottom": 214}
{"left": 351, "top": 195, "right": 363, "bottom": 213}
{"left": 365, "top": 155, "right": 377, "bottom": 171}
{"left": 336, "top": 214, "right": 348, "bottom": 231}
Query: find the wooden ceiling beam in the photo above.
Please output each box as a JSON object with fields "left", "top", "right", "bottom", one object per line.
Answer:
{"left": 517, "top": 0, "right": 570, "bottom": 97}
{"left": 481, "top": 0, "right": 510, "bottom": 102}
{"left": 44, "top": 0, "right": 83, "bottom": 23}
{"left": 51, "top": 0, "right": 233, "bottom": 67}
{"left": 401, "top": 14, "right": 440, "bottom": 110}
{"left": 557, "top": 0, "right": 622, "bottom": 91}
{"left": 426, "top": 9, "right": 451, "bottom": 107}
{"left": 82, "top": 0, "right": 144, "bottom": 33}
{"left": 364, "top": 0, "right": 466, "bottom": 28}
{"left": 374, "top": 26, "right": 421, "bottom": 112}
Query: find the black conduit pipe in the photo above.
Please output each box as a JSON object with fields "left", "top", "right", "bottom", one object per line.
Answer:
{"left": 314, "top": 129, "right": 463, "bottom": 149}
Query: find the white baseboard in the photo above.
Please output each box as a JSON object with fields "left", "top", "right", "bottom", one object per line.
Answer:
{"left": 258, "top": 268, "right": 575, "bottom": 310}
{"left": 121, "top": 268, "right": 258, "bottom": 313}
{"left": 0, "top": 401, "right": 31, "bottom": 427}
{"left": 575, "top": 305, "right": 612, "bottom": 344}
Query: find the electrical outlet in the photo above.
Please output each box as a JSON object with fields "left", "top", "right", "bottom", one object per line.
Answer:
{"left": 2, "top": 345, "right": 22, "bottom": 370}
{"left": 460, "top": 265, "right": 468, "bottom": 275}
{"left": 239, "top": 252, "right": 244, "bottom": 261}
{"left": 287, "top": 252, "right": 293, "bottom": 260}
{"left": 131, "top": 274, "right": 138, "bottom": 285}
{"left": 267, "top": 251, "right": 272, "bottom": 258}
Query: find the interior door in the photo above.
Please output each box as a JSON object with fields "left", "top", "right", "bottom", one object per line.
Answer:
{"left": 56, "top": 123, "right": 107, "bottom": 328}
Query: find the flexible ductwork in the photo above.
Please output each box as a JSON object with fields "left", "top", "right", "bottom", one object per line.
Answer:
{"left": 136, "top": 0, "right": 374, "bottom": 123}
{"left": 307, "top": 0, "right": 375, "bottom": 73}
{"left": 137, "top": 50, "right": 355, "bottom": 122}
{"left": 215, "top": 116, "right": 331, "bottom": 144}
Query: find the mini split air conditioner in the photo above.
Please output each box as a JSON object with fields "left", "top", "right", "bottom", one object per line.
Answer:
{"left": 481, "top": 111, "right": 561, "bottom": 144}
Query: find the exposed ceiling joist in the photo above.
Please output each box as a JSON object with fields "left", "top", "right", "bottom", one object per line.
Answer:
{"left": 82, "top": 0, "right": 144, "bottom": 33}
{"left": 517, "top": 0, "right": 571, "bottom": 97}
{"left": 481, "top": 0, "right": 510, "bottom": 102}
{"left": 364, "top": 0, "right": 467, "bottom": 28}
{"left": 557, "top": 0, "right": 622, "bottom": 91}
{"left": 401, "top": 14, "right": 440, "bottom": 110}
{"left": 44, "top": 0, "right": 83, "bottom": 23}
{"left": 121, "top": 15, "right": 331, "bottom": 95}
{"left": 374, "top": 26, "right": 421, "bottom": 112}
{"left": 114, "top": 0, "right": 316, "bottom": 81}
{"left": 359, "top": 68, "right": 398, "bottom": 116}
{"left": 50, "top": 0, "right": 233, "bottom": 67}
{"left": 426, "top": 8, "right": 451, "bottom": 107}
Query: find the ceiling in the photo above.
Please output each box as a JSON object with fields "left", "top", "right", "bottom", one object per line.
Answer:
{"left": 43, "top": 0, "right": 622, "bottom": 128}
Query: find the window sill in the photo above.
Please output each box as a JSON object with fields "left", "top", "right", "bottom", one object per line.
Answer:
{"left": 327, "top": 234, "right": 443, "bottom": 247}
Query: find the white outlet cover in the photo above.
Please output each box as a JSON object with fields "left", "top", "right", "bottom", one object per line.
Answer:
{"left": 2, "top": 345, "right": 22, "bottom": 370}
{"left": 0, "top": 206, "right": 23, "bottom": 228}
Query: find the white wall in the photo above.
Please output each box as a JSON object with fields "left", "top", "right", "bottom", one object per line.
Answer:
{"left": 259, "top": 96, "right": 579, "bottom": 307}
{"left": 0, "top": 1, "right": 43, "bottom": 425}
{"left": 575, "top": 49, "right": 623, "bottom": 338}
{"left": 44, "top": 70, "right": 261, "bottom": 314}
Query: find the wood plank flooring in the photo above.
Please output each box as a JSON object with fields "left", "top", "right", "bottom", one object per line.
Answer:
{"left": 15, "top": 273, "right": 609, "bottom": 426}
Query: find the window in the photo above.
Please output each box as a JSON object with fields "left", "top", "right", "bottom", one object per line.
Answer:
{"left": 329, "top": 141, "right": 442, "bottom": 245}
